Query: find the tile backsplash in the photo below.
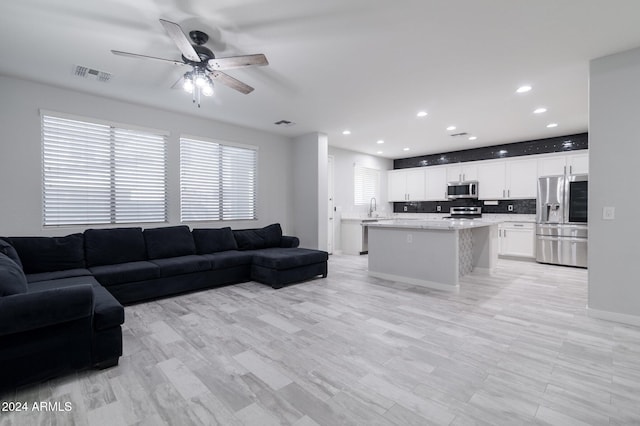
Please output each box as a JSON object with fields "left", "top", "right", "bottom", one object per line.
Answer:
{"left": 393, "top": 199, "right": 536, "bottom": 215}
{"left": 394, "top": 133, "right": 587, "bottom": 169}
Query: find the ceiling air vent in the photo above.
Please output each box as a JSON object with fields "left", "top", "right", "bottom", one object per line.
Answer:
{"left": 73, "top": 65, "right": 112, "bottom": 82}
{"left": 274, "top": 120, "right": 296, "bottom": 127}
{"left": 450, "top": 132, "right": 468, "bottom": 137}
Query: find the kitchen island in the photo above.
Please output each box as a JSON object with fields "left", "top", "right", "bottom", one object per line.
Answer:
{"left": 367, "top": 219, "right": 498, "bottom": 291}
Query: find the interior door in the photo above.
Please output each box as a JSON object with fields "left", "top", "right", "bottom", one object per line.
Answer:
{"left": 327, "top": 155, "right": 334, "bottom": 254}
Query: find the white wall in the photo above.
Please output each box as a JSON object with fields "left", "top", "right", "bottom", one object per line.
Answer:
{"left": 588, "top": 47, "right": 640, "bottom": 322}
{"left": 0, "top": 74, "right": 294, "bottom": 236}
{"left": 292, "top": 132, "right": 328, "bottom": 250}
{"left": 328, "top": 146, "right": 393, "bottom": 252}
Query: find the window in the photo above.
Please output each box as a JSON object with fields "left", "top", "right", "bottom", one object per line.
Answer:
{"left": 180, "top": 137, "right": 257, "bottom": 221}
{"left": 354, "top": 164, "right": 380, "bottom": 205}
{"left": 42, "top": 113, "right": 167, "bottom": 226}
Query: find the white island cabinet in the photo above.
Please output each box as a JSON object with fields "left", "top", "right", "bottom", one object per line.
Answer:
{"left": 367, "top": 220, "right": 498, "bottom": 291}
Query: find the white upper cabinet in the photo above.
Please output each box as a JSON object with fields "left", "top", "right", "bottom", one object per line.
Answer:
{"left": 477, "top": 161, "right": 506, "bottom": 199}
{"left": 537, "top": 154, "right": 568, "bottom": 176}
{"left": 387, "top": 169, "right": 426, "bottom": 202}
{"left": 447, "top": 163, "right": 478, "bottom": 182}
{"left": 477, "top": 157, "right": 537, "bottom": 199}
{"left": 405, "top": 169, "right": 426, "bottom": 201}
{"left": 387, "top": 150, "right": 587, "bottom": 203}
{"left": 425, "top": 166, "right": 448, "bottom": 200}
{"left": 388, "top": 170, "right": 407, "bottom": 202}
{"left": 506, "top": 157, "right": 538, "bottom": 198}
{"left": 537, "top": 151, "right": 588, "bottom": 177}
{"left": 567, "top": 153, "right": 589, "bottom": 175}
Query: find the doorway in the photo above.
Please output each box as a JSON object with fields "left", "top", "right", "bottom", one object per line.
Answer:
{"left": 327, "top": 155, "right": 335, "bottom": 254}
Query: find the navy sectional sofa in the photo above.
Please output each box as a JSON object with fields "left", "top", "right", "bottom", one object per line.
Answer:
{"left": 0, "top": 224, "right": 327, "bottom": 392}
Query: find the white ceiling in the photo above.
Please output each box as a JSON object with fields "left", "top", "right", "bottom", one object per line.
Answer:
{"left": 2, "top": 1, "right": 640, "bottom": 158}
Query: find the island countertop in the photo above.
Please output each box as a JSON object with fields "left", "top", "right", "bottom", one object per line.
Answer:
{"left": 367, "top": 219, "right": 496, "bottom": 230}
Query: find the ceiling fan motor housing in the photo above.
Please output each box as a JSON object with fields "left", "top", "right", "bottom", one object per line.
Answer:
{"left": 182, "top": 44, "right": 215, "bottom": 67}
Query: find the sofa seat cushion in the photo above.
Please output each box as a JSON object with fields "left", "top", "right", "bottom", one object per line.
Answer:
{"left": 0, "top": 253, "right": 27, "bottom": 296}
{"left": 26, "top": 268, "right": 92, "bottom": 284}
{"left": 251, "top": 248, "right": 328, "bottom": 270}
{"left": 84, "top": 227, "right": 147, "bottom": 267}
{"left": 28, "top": 276, "right": 124, "bottom": 331}
{"left": 144, "top": 226, "right": 196, "bottom": 259}
{"left": 8, "top": 234, "right": 85, "bottom": 274}
{"left": 89, "top": 261, "right": 160, "bottom": 286}
{"left": 150, "top": 255, "right": 211, "bottom": 277}
{"left": 201, "top": 251, "right": 255, "bottom": 269}
{"left": 192, "top": 227, "right": 238, "bottom": 254}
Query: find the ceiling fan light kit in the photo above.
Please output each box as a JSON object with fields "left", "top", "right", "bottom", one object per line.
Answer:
{"left": 111, "top": 19, "right": 269, "bottom": 107}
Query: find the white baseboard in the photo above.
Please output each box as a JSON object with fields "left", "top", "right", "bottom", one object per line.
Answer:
{"left": 368, "top": 271, "right": 459, "bottom": 292}
{"left": 586, "top": 306, "right": 640, "bottom": 327}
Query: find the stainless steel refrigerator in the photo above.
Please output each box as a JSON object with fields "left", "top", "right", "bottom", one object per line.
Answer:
{"left": 536, "top": 174, "right": 588, "bottom": 268}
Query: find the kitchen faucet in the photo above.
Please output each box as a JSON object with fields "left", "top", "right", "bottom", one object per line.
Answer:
{"left": 368, "top": 197, "right": 377, "bottom": 217}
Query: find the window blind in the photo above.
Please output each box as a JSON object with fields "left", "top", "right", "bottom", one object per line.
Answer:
{"left": 180, "top": 137, "right": 257, "bottom": 221}
{"left": 354, "top": 164, "right": 380, "bottom": 205}
{"left": 42, "top": 114, "right": 167, "bottom": 226}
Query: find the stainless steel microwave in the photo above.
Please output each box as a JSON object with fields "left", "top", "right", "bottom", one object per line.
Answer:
{"left": 447, "top": 181, "right": 479, "bottom": 199}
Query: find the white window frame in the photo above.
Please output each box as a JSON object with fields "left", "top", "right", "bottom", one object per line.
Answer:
{"left": 180, "top": 135, "right": 258, "bottom": 222}
{"left": 41, "top": 111, "right": 168, "bottom": 226}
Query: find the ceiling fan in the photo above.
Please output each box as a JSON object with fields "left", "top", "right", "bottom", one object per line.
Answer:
{"left": 112, "top": 19, "right": 268, "bottom": 107}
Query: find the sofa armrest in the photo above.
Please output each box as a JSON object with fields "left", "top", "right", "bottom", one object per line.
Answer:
{"left": 280, "top": 236, "right": 300, "bottom": 248}
{"left": 0, "top": 285, "right": 94, "bottom": 337}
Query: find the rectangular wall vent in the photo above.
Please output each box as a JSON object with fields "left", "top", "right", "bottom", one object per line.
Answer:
{"left": 73, "top": 65, "right": 112, "bottom": 82}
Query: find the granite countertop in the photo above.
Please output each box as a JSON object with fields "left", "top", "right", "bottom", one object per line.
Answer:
{"left": 367, "top": 219, "right": 496, "bottom": 230}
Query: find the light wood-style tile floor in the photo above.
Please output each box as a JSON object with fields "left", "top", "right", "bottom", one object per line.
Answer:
{"left": 3, "top": 255, "right": 640, "bottom": 425}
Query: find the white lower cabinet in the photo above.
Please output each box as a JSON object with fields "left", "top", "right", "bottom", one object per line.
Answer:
{"left": 498, "top": 222, "right": 535, "bottom": 258}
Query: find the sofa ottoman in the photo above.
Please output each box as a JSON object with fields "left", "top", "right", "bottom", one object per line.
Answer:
{"left": 250, "top": 248, "right": 328, "bottom": 289}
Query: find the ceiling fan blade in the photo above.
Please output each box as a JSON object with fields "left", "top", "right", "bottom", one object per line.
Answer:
{"left": 210, "top": 71, "right": 254, "bottom": 94}
{"left": 159, "top": 19, "right": 200, "bottom": 62}
{"left": 208, "top": 54, "right": 269, "bottom": 70}
{"left": 111, "top": 50, "right": 186, "bottom": 66}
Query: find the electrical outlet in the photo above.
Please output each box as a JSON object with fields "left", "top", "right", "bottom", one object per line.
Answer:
{"left": 508, "top": 204, "right": 514, "bottom": 212}
{"left": 403, "top": 206, "right": 408, "bottom": 212}
{"left": 436, "top": 205, "right": 441, "bottom": 212}
{"left": 603, "top": 206, "right": 615, "bottom": 220}
{"left": 407, "top": 234, "right": 413, "bottom": 243}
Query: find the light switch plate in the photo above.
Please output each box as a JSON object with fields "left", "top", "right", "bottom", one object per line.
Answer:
{"left": 603, "top": 206, "right": 615, "bottom": 220}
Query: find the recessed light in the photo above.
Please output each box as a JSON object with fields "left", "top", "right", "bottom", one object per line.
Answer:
{"left": 377, "top": 140, "right": 384, "bottom": 144}
{"left": 403, "top": 147, "right": 410, "bottom": 151}
{"left": 547, "top": 123, "right": 558, "bottom": 128}
{"left": 342, "top": 130, "right": 351, "bottom": 135}
{"left": 468, "top": 136, "right": 478, "bottom": 141}
{"left": 376, "top": 151, "right": 383, "bottom": 155}
{"left": 416, "top": 111, "right": 428, "bottom": 118}
{"left": 516, "top": 85, "right": 532, "bottom": 93}
{"left": 533, "top": 107, "right": 547, "bottom": 114}
{"left": 446, "top": 126, "right": 457, "bottom": 131}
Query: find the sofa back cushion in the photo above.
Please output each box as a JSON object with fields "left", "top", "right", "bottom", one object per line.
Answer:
{"left": 192, "top": 227, "right": 238, "bottom": 254}
{"left": 0, "top": 253, "right": 28, "bottom": 296}
{"left": 144, "top": 225, "right": 196, "bottom": 259}
{"left": 233, "top": 223, "right": 283, "bottom": 250}
{"left": 8, "top": 234, "right": 85, "bottom": 274}
{"left": 0, "top": 238, "right": 23, "bottom": 269}
{"left": 84, "top": 227, "right": 147, "bottom": 267}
